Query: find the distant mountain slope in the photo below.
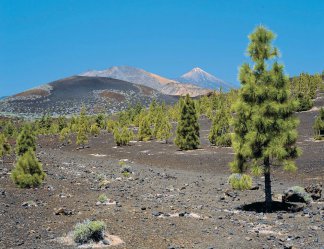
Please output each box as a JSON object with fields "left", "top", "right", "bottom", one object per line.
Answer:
{"left": 80, "top": 66, "right": 209, "bottom": 97}
{"left": 80, "top": 66, "right": 176, "bottom": 90}
{"left": 0, "top": 76, "right": 178, "bottom": 117}
{"left": 178, "top": 67, "right": 235, "bottom": 91}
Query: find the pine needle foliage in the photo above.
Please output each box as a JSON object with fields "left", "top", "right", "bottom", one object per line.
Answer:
{"left": 76, "top": 124, "right": 88, "bottom": 148}
{"left": 230, "top": 26, "right": 300, "bottom": 212}
{"left": 208, "top": 101, "right": 232, "bottom": 147}
{"left": 11, "top": 149, "right": 46, "bottom": 188}
{"left": 15, "top": 124, "right": 36, "bottom": 156}
{"left": 0, "top": 133, "right": 11, "bottom": 165}
{"left": 174, "top": 94, "right": 200, "bottom": 150}
{"left": 313, "top": 107, "right": 324, "bottom": 140}
{"left": 156, "top": 115, "right": 173, "bottom": 143}
{"left": 113, "top": 126, "right": 133, "bottom": 146}
{"left": 138, "top": 115, "right": 152, "bottom": 141}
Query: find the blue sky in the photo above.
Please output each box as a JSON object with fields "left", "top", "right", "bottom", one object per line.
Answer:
{"left": 1, "top": 0, "right": 323, "bottom": 96}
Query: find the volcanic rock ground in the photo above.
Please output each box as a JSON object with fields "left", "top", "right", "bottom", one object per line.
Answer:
{"left": 0, "top": 94, "right": 323, "bottom": 249}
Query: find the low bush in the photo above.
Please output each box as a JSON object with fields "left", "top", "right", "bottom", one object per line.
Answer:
{"left": 73, "top": 220, "right": 106, "bottom": 244}
{"left": 228, "top": 173, "right": 252, "bottom": 190}
{"left": 98, "top": 194, "right": 108, "bottom": 203}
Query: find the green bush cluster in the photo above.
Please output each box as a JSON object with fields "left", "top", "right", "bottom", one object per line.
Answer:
{"left": 73, "top": 220, "right": 106, "bottom": 244}
{"left": 290, "top": 73, "right": 322, "bottom": 111}
{"left": 313, "top": 107, "right": 324, "bottom": 140}
{"left": 228, "top": 173, "right": 252, "bottom": 190}
{"left": 113, "top": 126, "right": 133, "bottom": 146}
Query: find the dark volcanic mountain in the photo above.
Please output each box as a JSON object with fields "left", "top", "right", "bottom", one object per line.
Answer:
{"left": 0, "top": 76, "right": 178, "bottom": 117}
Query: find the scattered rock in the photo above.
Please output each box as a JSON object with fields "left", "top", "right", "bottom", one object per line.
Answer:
{"left": 22, "top": 201, "right": 37, "bottom": 208}
{"left": 54, "top": 207, "right": 75, "bottom": 216}
{"left": 283, "top": 186, "right": 312, "bottom": 203}
{"left": 305, "top": 184, "right": 322, "bottom": 200}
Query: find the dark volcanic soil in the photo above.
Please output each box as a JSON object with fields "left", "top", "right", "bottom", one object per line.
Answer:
{"left": 0, "top": 94, "right": 323, "bottom": 249}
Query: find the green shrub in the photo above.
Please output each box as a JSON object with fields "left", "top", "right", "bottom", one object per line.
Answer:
{"left": 208, "top": 104, "right": 232, "bottom": 147}
{"left": 106, "top": 120, "right": 117, "bottom": 133}
{"left": 59, "top": 127, "right": 71, "bottom": 144}
{"left": 228, "top": 173, "right": 252, "bottom": 190}
{"left": 0, "top": 133, "right": 11, "bottom": 164}
{"left": 73, "top": 220, "right": 106, "bottom": 244}
{"left": 11, "top": 149, "right": 46, "bottom": 188}
{"left": 138, "top": 116, "right": 152, "bottom": 141}
{"left": 90, "top": 124, "right": 100, "bottom": 137}
{"left": 15, "top": 124, "right": 36, "bottom": 156}
{"left": 113, "top": 126, "right": 133, "bottom": 146}
{"left": 76, "top": 124, "right": 88, "bottom": 147}
{"left": 98, "top": 194, "right": 108, "bottom": 203}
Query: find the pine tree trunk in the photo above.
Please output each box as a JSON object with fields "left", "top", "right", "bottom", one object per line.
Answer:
{"left": 264, "top": 157, "right": 272, "bottom": 212}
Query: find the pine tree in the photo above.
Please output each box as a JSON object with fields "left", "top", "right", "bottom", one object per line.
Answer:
{"left": 106, "top": 119, "right": 117, "bottom": 133}
{"left": 11, "top": 148, "right": 46, "bottom": 188}
{"left": 313, "top": 108, "right": 324, "bottom": 139}
{"left": 95, "top": 113, "right": 105, "bottom": 129}
{"left": 230, "top": 26, "right": 300, "bottom": 212}
{"left": 138, "top": 115, "right": 152, "bottom": 141}
{"left": 208, "top": 104, "right": 232, "bottom": 147}
{"left": 60, "top": 127, "right": 71, "bottom": 145}
{"left": 113, "top": 126, "right": 133, "bottom": 146}
{"left": 174, "top": 94, "right": 200, "bottom": 150}
{"left": 76, "top": 124, "right": 88, "bottom": 148}
{"left": 0, "top": 133, "right": 11, "bottom": 166}
{"left": 3, "top": 121, "right": 16, "bottom": 138}
{"left": 16, "top": 124, "right": 36, "bottom": 156}
{"left": 156, "top": 115, "right": 172, "bottom": 143}
{"left": 90, "top": 123, "right": 100, "bottom": 137}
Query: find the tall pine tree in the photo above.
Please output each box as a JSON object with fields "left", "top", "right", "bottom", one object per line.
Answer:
{"left": 175, "top": 94, "right": 200, "bottom": 150}
{"left": 231, "top": 26, "right": 300, "bottom": 212}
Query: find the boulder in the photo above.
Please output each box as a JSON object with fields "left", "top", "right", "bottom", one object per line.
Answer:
{"left": 304, "top": 183, "right": 322, "bottom": 200}
{"left": 282, "top": 186, "right": 312, "bottom": 203}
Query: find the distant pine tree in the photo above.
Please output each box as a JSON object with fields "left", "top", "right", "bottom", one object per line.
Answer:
{"left": 90, "top": 123, "right": 100, "bottom": 137}
{"left": 313, "top": 107, "right": 324, "bottom": 139}
{"left": 156, "top": 115, "right": 172, "bottom": 143}
{"left": 11, "top": 148, "right": 46, "bottom": 188}
{"left": 174, "top": 94, "right": 200, "bottom": 150}
{"left": 231, "top": 26, "right": 300, "bottom": 212}
{"left": 113, "top": 126, "right": 133, "bottom": 146}
{"left": 0, "top": 133, "right": 11, "bottom": 166}
{"left": 16, "top": 124, "right": 36, "bottom": 156}
{"left": 208, "top": 104, "right": 231, "bottom": 147}
{"left": 138, "top": 115, "right": 152, "bottom": 141}
{"left": 76, "top": 123, "right": 88, "bottom": 148}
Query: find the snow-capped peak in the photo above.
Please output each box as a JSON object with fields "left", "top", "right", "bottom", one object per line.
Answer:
{"left": 178, "top": 67, "right": 235, "bottom": 91}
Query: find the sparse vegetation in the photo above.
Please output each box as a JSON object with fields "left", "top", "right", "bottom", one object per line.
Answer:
{"left": 113, "top": 126, "right": 133, "bottom": 146}
{"left": 73, "top": 220, "right": 106, "bottom": 244}
{"left": 313, "top": 107, "right": 324, "bottom": 140}
{"left": 0, "top": 133, "right": 11, "bottom": 165}
{"left": 98, "top": 194, "right": 108, "bottom": 203}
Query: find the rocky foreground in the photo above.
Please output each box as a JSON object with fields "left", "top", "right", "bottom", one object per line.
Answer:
{"left": 0, "top": 94, "right": 323, "bottom": 249}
